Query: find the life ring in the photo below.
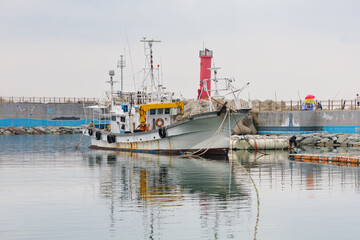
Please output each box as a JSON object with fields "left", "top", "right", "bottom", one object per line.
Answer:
{"left": 155, "top": 118, "right": 165, "bottom": 127}
{"left": 158, "top": 127, "right": 166, "bottom": 138}
{"left": 95, "top": 131, "right": 101, "bottom": 140}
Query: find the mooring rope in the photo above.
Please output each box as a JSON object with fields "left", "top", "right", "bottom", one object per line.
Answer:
{"left": 182, "top": 109, "right": 230, "bottom": 157}
{"left": 232, "top": 156, "right": 260, "bottom": 240}
{"left": 75, "top": 121, "right": 93, "bottom": 149}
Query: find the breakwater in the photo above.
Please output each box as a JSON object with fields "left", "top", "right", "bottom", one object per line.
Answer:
{"left": 0, "top": 102, "right": 93, "bottom": 127}
{"left": 0, "top": 126, "right": 82, "bottom": 136}
{"left": 294, "top": 132, "right": 360, "bottom": 147}
{"left": 257, "top": 110, "right": 360, "bottom": 134}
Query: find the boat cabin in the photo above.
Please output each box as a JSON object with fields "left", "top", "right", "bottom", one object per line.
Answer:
{"left": 109, "top": 102, "right": 184, "bottom": 133}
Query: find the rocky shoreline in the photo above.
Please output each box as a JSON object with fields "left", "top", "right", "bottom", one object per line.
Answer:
{"left": 294, "top": 133, "right": 360, "bottom": 147}
{"left": 0, "top": 126, "right": 82, "bottom": 136}
{"left": 1, "top": 126, "right": 360, "bottom": 149}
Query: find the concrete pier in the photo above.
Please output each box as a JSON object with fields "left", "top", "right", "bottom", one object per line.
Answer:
{"left": 257, "top": 110, "right": 360, "bottom": 134}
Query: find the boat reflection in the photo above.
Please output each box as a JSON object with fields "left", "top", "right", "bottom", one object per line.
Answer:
{"left": 82, "top": 151, "right": 254, "bottom": 239}
{"left": 84, "top": 151, "right": 250, "bottom": 204}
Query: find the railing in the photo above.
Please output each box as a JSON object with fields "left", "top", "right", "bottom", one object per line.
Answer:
{"left": 0, "top": 96, "right": 97, "bottom": 104}
{"left": 1, "top": 96, "right": 358, "bottom": 111}
{"left": 252, "top": 99, "right": 359, "bottom": 111}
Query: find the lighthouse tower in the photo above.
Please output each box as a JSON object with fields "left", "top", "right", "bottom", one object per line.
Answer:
{"left": 198, "top": 48, "right": 213, "bottom": 100}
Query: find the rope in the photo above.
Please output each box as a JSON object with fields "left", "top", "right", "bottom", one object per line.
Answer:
{"left": 182, "top": 110, "right": 230, "bottom": 157}
{"left": 75, "top": 121, "right": 93, "bottom": 149}
{"left": 231, "top": 156, "right": 260, "bottom": 240}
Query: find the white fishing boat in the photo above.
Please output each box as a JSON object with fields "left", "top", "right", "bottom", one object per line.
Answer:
{"left": 84, "top": 38, "right": 250, "bottom": 156}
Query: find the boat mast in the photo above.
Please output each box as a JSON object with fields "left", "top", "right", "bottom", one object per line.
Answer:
{"left": 140, "top": 38, "right": 161, "bottom": 101}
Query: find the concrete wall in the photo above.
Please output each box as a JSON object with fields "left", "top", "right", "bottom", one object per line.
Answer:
{"left": 258, "top": 110, "right": 360, "bottom": 134}
{"left": 0, "top": 103, "right": 94, "bottom": 127}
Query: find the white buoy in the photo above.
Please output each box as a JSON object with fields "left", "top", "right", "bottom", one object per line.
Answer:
{"left": 231, "top": 135, "right": 293, "bottom": 150}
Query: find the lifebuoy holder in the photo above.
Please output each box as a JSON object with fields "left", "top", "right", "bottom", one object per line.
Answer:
{"left": 155, "top": 118, "right": 164, "bottom": 127}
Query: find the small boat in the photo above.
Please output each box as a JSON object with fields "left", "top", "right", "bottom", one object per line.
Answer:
{"left": 84, "top": 38, "right": 250, "bottom": 156}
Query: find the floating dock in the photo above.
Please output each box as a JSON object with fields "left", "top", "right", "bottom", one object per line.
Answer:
{"left": 289, "top": 153, "right": 360, "bottom": 167}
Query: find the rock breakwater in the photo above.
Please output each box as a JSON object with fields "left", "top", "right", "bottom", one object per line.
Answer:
{"left": 0, "top": 126, "right": 82, "bottom": 136}
{"left": 294, "top": 133, "right": 360, "bottom": 147}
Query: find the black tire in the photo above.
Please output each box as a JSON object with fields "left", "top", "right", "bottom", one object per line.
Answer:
{"left": 107, "top": 134, "right": 116, "bottom": 143}
{"left": 158, "top": 127, "right": 167, "bottom": 138}
{"left": 107, "top": 134, "right": 112, "bottom": 143}
{"left": 95, "top": 131, "right": 101, "bottom": 140}
{"left": 88, "top": 128, "right": 93, "bottom": 136}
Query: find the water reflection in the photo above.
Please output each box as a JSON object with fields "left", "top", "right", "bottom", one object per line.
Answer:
{"left": 231, "top": 149, "right": 360, "bottom": 193}
{"left": 81, "top": 151, "right": 254, "bottom": 239}
{"left": 2, "top": 135, "right": 360, "bottom": 239}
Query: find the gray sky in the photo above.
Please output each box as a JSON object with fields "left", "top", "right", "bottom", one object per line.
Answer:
{"left": 1, "top": 0, "right": 360, "bottom": 101}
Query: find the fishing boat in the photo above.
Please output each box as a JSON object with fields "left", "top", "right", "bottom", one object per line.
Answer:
{"left": 84, "top": 38, "right": 250, "bottom": 156}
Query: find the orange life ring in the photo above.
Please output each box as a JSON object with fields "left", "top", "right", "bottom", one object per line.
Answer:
{"left": 155, "top": 118, "right": 164, "bottom": 127}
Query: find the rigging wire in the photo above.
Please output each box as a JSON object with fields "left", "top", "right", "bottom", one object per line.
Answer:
{"left": 332, "top": 82, "right": 347, "bottom": 100}
{"left": 125, "top": 28, "right": 137, "bottom": 91}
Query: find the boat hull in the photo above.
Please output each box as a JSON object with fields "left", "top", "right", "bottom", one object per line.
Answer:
{"left": 87, "top": 110, "right": 249, "bottom": 156}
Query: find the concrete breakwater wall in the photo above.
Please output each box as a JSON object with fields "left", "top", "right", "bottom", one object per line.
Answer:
{"left": 2, "top": 102, "right": 358, "bottom": 137}
{"left": 257, "top": 110, "right": 360, "bottom": 134}
{"left": 0, "top": 126, "right": 82, "bottom": 136}
{"left": 0, "top": 102, "right": 93, "bottom": 127}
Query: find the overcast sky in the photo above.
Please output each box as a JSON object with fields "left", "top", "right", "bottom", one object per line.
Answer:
{"left": 1, "top": 0, "right": 360, "bottom": 101}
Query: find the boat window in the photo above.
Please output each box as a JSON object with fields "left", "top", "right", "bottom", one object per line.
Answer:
{"left": 120, "top": 116, "right": 126, "bottom": 122}
{"left": 157, "top": 108, "right": 163, "bottom": 114}
{"left": 121, "top": 105, "right": 128, "bottom": 112}
{"left": 150, "top": 109, "right": 156, "bottom": 115}
{"left": 165, "top": 108, "right": 170, "bottom": 114}
{"left": 111, "top": 115, "right": 116, "bottom": 121}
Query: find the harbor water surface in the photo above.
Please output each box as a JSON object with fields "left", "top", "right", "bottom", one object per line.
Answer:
{"left": 1, "top": 135, "right": 360, "bottom": 239}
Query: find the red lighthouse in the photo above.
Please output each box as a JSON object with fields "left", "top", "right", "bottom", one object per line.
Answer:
{"left": 198, "top": 48, "right": 213, "bottom": 100}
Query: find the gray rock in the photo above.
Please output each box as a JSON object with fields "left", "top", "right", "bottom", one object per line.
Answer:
{"left": 345, "top": 135, "right": 360, "bottom": 143}
{"left": 3, "top": 131, "right": 12, "bottom": 136}
{"left": 296, "top": 136, "right": 304, "bottom": 142}
{"left": 300, "top": 137, "right": 319, "bottom": 146}
{"left": 320, "top": 138, "right": 331, "bottom": 143}
{"left": 26, "top": 128, "right": 34, "bottom": 134}
{"left": 323, "top": 133, "right": 338, "bottom": 139}
{"left": 35, "top": 127, "right": 46, "bottom": 133}
{"left": 337, "top": 135, "right": 349, "bottom": 144}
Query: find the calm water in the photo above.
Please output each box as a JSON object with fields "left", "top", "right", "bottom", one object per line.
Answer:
{"left": 1, "top": 135, "right": 360, "bottom": 239}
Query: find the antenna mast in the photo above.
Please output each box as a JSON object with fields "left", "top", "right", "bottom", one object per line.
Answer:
{"left": 117, "top": 55, "right": 126, "bottom": 91}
